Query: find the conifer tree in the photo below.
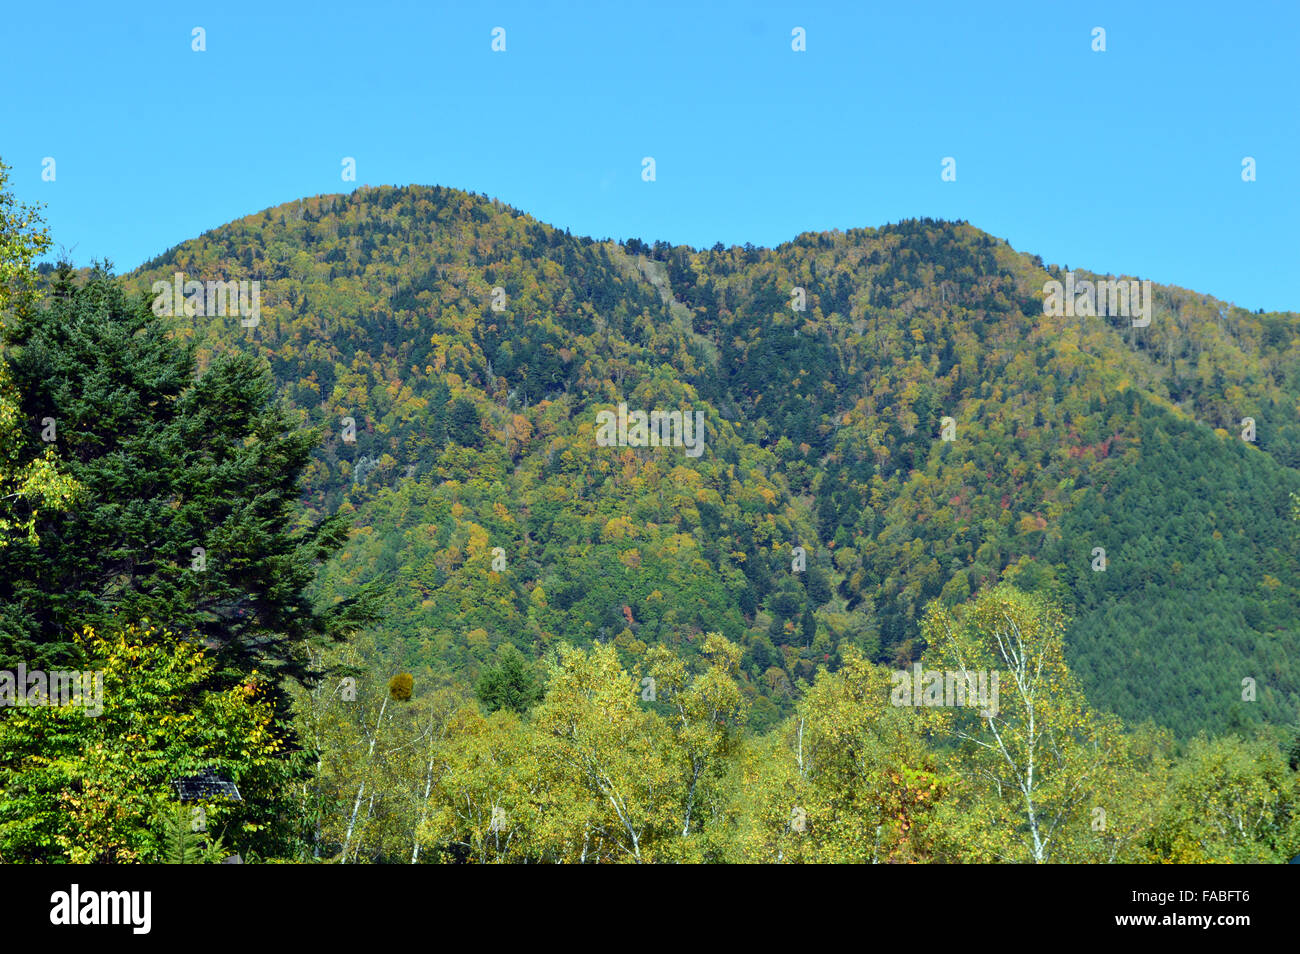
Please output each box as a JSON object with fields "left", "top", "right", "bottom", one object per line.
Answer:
{"left": 475, "top": 645, "right": 542, "bottom": 715}
{"left": 0, "top": 263, "right": 380, "bottom": 695}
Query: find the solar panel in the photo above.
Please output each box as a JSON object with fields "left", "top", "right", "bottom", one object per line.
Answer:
{"left": 171, "top": 770, "right": 243, "bottom": 802}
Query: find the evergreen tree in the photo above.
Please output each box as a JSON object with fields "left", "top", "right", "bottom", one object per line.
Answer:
{"left": 448, "top": 397, "right": 482, "bottom": 448}
{"left": 0, "top": 264, "right": 380, "bottom": 694}
{"left": 475, "top": 645, "right": 542, "bottom": 715}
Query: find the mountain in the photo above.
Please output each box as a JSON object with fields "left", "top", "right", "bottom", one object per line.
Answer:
{"left": 118, "top": 184, "right": 1300, "bottom": 737}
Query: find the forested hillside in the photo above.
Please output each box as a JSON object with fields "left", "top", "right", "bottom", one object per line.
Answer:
{"left": 5, "top": 169, "right": 1300, "bottom": 864}
{"left": 118, "top": 184, "right": 1300, "bottom": 737}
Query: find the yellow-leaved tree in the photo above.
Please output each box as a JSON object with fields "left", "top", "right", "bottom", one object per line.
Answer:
{"left": 920, "top": 585, "right": 1148, "bottom": 862}
{"left": 0, "top": 157, "right": 80, "bottom": 549}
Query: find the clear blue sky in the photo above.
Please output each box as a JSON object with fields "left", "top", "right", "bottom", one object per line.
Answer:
{"left": 3, "top": 0, "right": 1297, "bottom": 310}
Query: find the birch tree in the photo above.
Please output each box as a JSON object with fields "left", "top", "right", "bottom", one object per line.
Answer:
{"left": 921, "top": 585, "right": 1121, "bottom": 863}
{"left": 644, "top": 632, "right": 746, "bottom": 853}
{"left": 532, "top": 642, "right": 677, "bottom": 863}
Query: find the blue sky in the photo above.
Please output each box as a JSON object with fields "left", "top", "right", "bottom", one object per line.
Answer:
{"left": 3, "top": 0, "right": 1297, "bottom": 310}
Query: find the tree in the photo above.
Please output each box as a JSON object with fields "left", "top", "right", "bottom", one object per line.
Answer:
{"left": 475, "top": 644, "right": 542, "bottom": 715}
{"left": 448, "top": 396, "right": 482, "bottom": 447}
{"left": 337, "top": 668, "right": 412, "bottom": 863}
{"left": 644, "top": 633, "right": 746, "bottom": 849}
{"left": 921, "top": 585, "right": 1127, "bottom": 863}
{"left": 0, "top": 622, "right": 299, "bottom": 863}
{"left": 0, "top": 359, "right": 80, "bottom": 549}
{"left": 0, "top": 158, "right": 80, "bottom": 551}
{"left": 415, "top": 706, "right": 532, "bottom": 863}
{"left": 532, "top": 643, "right": 677, "bottom": 863}
{"left": 1145, "top": 733, "right": 1300, "bottom": 863}
{"left": 732, "top": 646, "right": 945, "bottom": 863}
{"left": 0, "top": 157, "right": 49, "bottom": 309}
{"left": 0, "top": 265, "right": 380, "bottom": 687}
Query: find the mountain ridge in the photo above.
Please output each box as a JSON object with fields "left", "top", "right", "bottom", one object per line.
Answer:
{"left": 110, "top": 183, "right": 1300, "bottom": 737}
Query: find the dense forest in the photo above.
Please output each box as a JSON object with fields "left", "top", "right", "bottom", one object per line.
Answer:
{"left": 2, "top": 164, "right": 1298, "bottom": 862}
